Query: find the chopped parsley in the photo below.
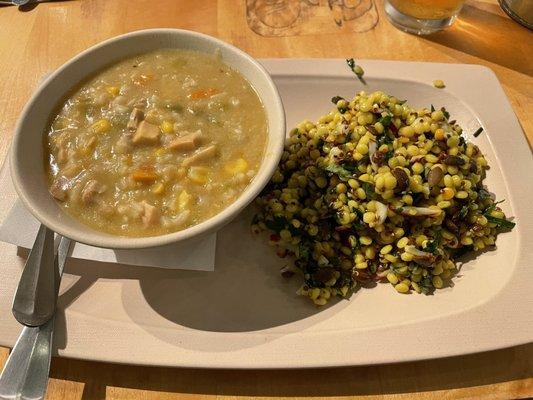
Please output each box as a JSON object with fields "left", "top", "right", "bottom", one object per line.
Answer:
{"left": 324, "top": 164, "right": 354, "bottom": 180}
{"left": 361, "top": 181, "right": 376, "bottom": 200}
{"left": 473, "top": 127, "right": 484, "bottom": 137}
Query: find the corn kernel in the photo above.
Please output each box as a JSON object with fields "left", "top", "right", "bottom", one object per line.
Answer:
{"left": 401, "top": 252, "right": 414, "bottom": 262}
{"left": 225, "top": 158, "right": 248, "bottom": 174}
{"left": 177, "top": 190, "right": 191, "bottom": 210}
{"left": 91, "top": 118, "right": 111, "bottom": 134}
{"left": 412, "top": 162, "right": 424, "bottom": 175}
{"left": 456, "top": 190, "right": 469, "bottom": 199}
{"left": 363, "top": 212, "right": 375, "bottom": 224}
{"left": 433, "top": 79, "right": 445, "bottom": 88}
{"left": 154, "top": 147, "right": 166, "bottom": 157}
{"left": 437, "top": 201, "right": 451, "bottom": 209}
{"left": 384, "top": 254, "right": 398, "bottom": 263}
{"left": 380, "top": 245, "right": 393, "bottom": 255}
{"left": 397, "top": 237, "right": 410, "bottom": 248}
{"left": 355, "top": 261, "right": 368, "bottom": 269}
{"left": 434, "top": 128, "right": 445, "bottom": 141}
{"left": 365, "top": 246, "right": 376, "bottom": 259}
{"left": 387, "top": 273, "right": 398, "bottom": 284}
{"left": 432, "top": 276, "right": 444, "bottom": 288}
{"left": 160, "top": 120, "right": 174, "bottom": 134}
{"left": 384, "top": 174, "right": 397, "bottom": 190}
{"left": 432, "top": 264, "right": 444, "bottom": 275}
{"left": 280, "top": 229, "right": 292, "bottom": 241}
{"left": 441, "top": 187, "right": 455, "bottom": 200}
{"left": 395, "top": 283, "right": 410, "bottom": 293}
{"left": 188, "top": 166, "right": 209, "bottom": 184}
{"left": 360, "top": 236, "right": 372, "bottom": 245}
{"left": 106, "top": 86, "right": 120, "bottom": 96}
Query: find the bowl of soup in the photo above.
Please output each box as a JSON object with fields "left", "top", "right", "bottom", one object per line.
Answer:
{"left": 10, "top": 29, "right": 285, "bottom": 249}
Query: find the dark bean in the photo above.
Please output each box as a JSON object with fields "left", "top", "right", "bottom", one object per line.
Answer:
{"left": 392, "top": 167, "right": 409, "bottom": 192}
{"left": 280, "top": 266, "right": 295, "bottom": 278}
{"left": 472, "top": 223, "right": 484, "bottom": 233}
{"left": 444, "top": 218, "right": 459, "bottom": 233}
{"left": 427, "top": 166, "right": 444, "bottom": 187}
{"left": 313, "top": 268, "right": 335, "bottom": 284}
{"left": 371, "top": 151, "right": 386, "bottom": 166}
{"left": 444, "top": 155, "right": 466, "bottom": 166}
{"left": 436, "top": 141, "right": 448, "bottom": 151}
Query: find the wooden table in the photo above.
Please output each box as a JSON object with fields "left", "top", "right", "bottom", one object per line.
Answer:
{"left": 0, "top": 0, "right": 531, "bottom": 399}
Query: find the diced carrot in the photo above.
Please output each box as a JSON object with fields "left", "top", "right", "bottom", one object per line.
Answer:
{"left": 189, "top": 88, "right": 219, "bottom": 100}
{"left": 131, "top": 170, "right": 158, "bottom": 183}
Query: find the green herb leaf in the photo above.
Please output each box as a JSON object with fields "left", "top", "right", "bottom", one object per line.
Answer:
{"left": 485, "top": 215, "right": 516, "bottom": 230}
{"left": 361, "top": 181, "right": 376, "bottom": 200}
{"left": 484, "top": 199, "right": 505, "bottom": 215}
{"left": 458, "top": 205, "right": 470, "bottom": 219}
{"left": 298, "top": 242, "right": 311, "bottom": 260}
{"left": 378, "top": 115, "right": 392, "bottom": 127}
{"left": 324, "top": 164, "right": 353, "bottom": 180}
{"left": 377, "top": 132, "right": 393, "bottom": 147}
{"left": 454, "top": 245, "right": 473, "bottom": 258}
{"left": 477, "top": 188, "right": 491, "bottom": 201}
{"left": 425, "top": 228, "right": 442, "bottom": 254}
{"left": 251, "top": 214, "right": 260, "bottom": 226}
{"left": 473, "top": 127, "right": 484, "bottom": 137}
{"left": 342, "top": 161, "right": 358, "bottom": 172}
{"left": 265, "top": 216, "right": 288, "bottom": 233}
{"left": 430, "top": 104, "right": 435, "bottom": 112}
{"left": 368, "top": 262, "right": 377, "bottom": 274}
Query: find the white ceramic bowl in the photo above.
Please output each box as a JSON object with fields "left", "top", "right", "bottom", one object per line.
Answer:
{"left": 10, "top": 29, "right": 285, "bottom": 249}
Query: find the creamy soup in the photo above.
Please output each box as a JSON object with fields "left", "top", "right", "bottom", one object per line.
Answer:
{"left": 45, "top": 49, "right": 268, "bottom": 237}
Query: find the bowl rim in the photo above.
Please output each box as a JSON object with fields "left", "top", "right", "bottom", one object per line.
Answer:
{"left": 10, "top": 28, "right": 286, "bottom": 249}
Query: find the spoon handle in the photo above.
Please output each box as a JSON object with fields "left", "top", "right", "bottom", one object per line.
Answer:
{"left": 12, "top": 224, "right": 58, "bottom": 327}
{"left": 0, "top": 320, "right": 54, "bottom": 400}
{"left": 0, "top": 236, "right": 72, "bottom": 399}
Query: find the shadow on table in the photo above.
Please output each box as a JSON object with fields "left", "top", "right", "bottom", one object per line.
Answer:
{"left": 46, "top": 342, "right": 533, "bottom": 399}
{"left": 421, "top": 3, "right": 533, "bottom": 77}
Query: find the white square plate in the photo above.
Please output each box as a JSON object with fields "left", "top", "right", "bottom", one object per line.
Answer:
{"left": 0, "top": 59, "right": 531, "bottom": 368}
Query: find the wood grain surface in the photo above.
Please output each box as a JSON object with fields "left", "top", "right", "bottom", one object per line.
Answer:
{"left": 0, "top": 0, "right": 532, "bottom": 399}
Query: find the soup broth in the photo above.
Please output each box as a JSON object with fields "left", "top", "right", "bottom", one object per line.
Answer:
{"left": 45, "top": 49, "right": 268, "bottom": 237}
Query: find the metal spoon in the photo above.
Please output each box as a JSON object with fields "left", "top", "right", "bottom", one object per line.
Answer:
{"left": 12, "top": 224, "right": 58, "bottom": 327}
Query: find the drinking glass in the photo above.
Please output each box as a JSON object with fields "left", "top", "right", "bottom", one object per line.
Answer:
{"left": 384, "top": 0, "right": 465, "bottom": 35}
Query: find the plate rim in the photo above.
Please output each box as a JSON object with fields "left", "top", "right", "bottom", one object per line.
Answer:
{"left": 0, "top": 59, "right": 532, "bottom": 369}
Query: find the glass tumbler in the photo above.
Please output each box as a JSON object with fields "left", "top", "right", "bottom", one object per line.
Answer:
{"left": 384, "top": 0, "right": 465, "bottom": 35}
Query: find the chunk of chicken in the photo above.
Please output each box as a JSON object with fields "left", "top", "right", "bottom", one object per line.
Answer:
{"left": 61, "top": 163, "right": 82, "bottom": 178}
{"left": 182, "top": 144, "right": 217, "bottom": 167}
{"left": 140, "top": 201, "right": 160, "bottom": 226}
{"left": 56, "top": 146, "right": 68, "bottom": 165}
{"left": 127, "top": 107, "right": 144, "bottom": 132}
{"left": 132, "top": 121, "right": 160, "bottom": 145}
{"left": 167, "top": 130, "right": 202, "bottom": 152}
{"left": 49, "top": 177, "right": 70, "bottom": 201}
{"left": 81, "top": 179, "right": 106, "bottom": 205}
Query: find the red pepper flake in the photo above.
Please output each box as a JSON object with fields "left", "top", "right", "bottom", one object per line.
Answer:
{"left": 270, "top": 234, "right": 281, "bottom": 242}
